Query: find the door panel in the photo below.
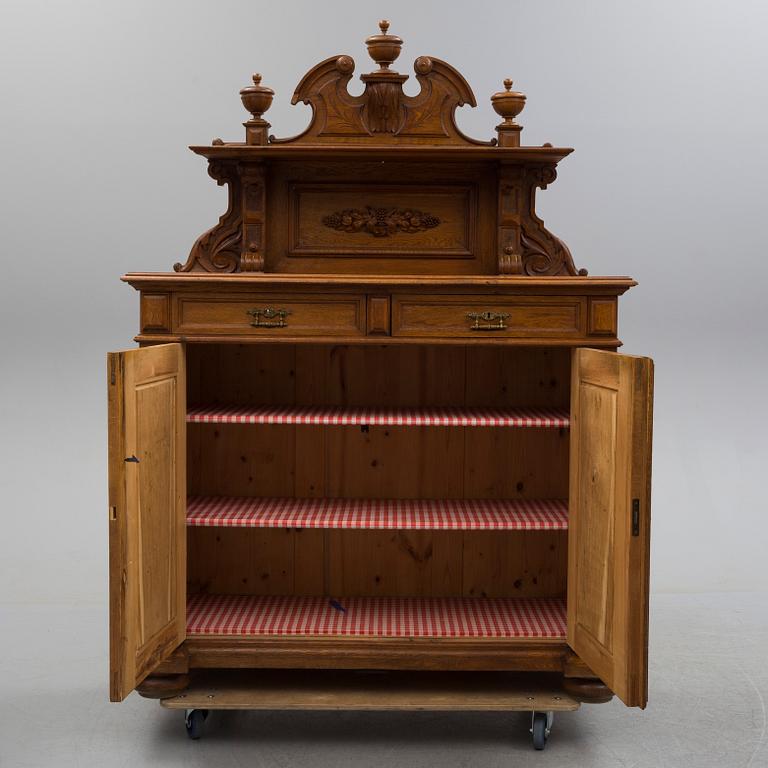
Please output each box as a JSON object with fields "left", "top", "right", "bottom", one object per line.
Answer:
{"left": 108, "top": 343, "right": 186, "bottom": 701}
{"left": 567, "top": 348, "right": 653, "bottom": 708}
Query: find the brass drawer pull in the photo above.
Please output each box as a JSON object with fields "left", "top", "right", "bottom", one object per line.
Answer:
{"left": 467, "top": 311, "right": 510, "bottom": 331}
{"left": 247, "top": 307, "right": 291, "bottom": 328}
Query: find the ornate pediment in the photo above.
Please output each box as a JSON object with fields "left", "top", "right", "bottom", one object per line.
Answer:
{"left": 247, "top": 20, "right": 500, "bottom": 147}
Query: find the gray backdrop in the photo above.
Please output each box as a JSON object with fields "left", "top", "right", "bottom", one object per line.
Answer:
{"left": 1, "top": 0, "right": 766, "bottom": 606}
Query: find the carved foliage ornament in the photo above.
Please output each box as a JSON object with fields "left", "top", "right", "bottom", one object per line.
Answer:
{"left": 174, "top": 161, "right": 242, "bottom": 273}
{"left": 322, "top": 207, "right": 440, "bottom": 237}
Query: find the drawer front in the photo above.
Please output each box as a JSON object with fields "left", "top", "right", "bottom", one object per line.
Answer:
{"left": 392, "top": 295, "right": 585, "bottom": 339}
{"left": 175, "top": 294, "right": 366, "bottom": 337}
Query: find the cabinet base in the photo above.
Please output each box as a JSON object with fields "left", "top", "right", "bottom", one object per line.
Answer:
{"left": 160, "top": 670, "right": 581, "bottom": 712}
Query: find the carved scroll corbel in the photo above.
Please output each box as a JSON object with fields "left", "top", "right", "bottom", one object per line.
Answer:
{"left": 515, "top": 166, "right": 586, "bottom": 276}
{"left": 174, "top": 161, "right": 242, "bottom": 273}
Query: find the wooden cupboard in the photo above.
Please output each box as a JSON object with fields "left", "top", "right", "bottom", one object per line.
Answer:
{"left": 107, "top": 21, "right": 653, "bottom": 749}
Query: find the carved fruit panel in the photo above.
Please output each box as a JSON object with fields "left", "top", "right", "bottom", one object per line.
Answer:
{"left": 290, "top": 183, "right": 476, "bottom": 258}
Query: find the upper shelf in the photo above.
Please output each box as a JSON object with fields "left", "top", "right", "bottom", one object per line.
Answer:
{"left": 186, "top": 405, "right": 570, "bottom": 428}
{"left": 190, "top": 145, "right": 574, "bottom": 163}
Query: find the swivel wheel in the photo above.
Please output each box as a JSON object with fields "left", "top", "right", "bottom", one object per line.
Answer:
{"left": 184, "top": 708, "right": 209, "bottom": 740}
{"left": 530, "top": 711, "right": 554, "bottom": 750}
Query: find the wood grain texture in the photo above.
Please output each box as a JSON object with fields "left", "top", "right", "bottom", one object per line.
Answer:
{"left": 107, "top": 343, "right": 186, "bottom": 701}
{"left": 567, "top": 348, "right": 653, "bottom": 708}
{"left": 392, "top": 294, "right": 584, "bottom": 338}
{"left": 140, "top": 293, "right": 170, "bottom": 332}
{"left": 184, "top": 637, "right": 570, "bottom": 671}
{"left": 175, "top": 294, "right": 366, "bottom": 337}
{"left": 366, "top": 295, "right": 391, "bottom": 335}
{"left": 588, "top": 298, "right": 618, "bottom": 335}
{"left": 159, "top": 669, "right": 580, "bottom": 711}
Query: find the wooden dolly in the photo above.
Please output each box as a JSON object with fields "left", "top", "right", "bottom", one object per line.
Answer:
{"left": 161, "top": 670, "right": 580, "bottom": 750}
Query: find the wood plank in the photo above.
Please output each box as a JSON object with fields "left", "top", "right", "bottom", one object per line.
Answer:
{"left": 160, "top": 670, "right": 580, "bottom": 711}
{"left": 462, "top": 531, "right": 567, "bottom": 598}
{"left": 327, "top": 530, "right": 462, "bottom": 597}
{"left": 187, "top": 528, "right": 296, "bottom": 595}
{"left": 185, "top": 637, "right": 570, "bottom": 671}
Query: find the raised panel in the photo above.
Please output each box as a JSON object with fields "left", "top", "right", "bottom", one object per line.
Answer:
{"left": 175, "top": 294, "right": 366, "bottom": 337}
{"left": 288, "top": 183, "right": 476, "bottom": 258}
{"left": 140, "top": 293, "right": 170, "bottom": 332}
{"left": 108, "top": 343, "right": 186, "bottom": 701}
{"left": 135, "top": 378, "right": 178, "bottom": 646}
{"left": 392, "top": 295, "right": 584, "bottom": 339}
{"left": 572, "top": 381, "right": 617, "bottom": 651}
{"left": 588, "top": 298, "right": 618, "bottom": 335}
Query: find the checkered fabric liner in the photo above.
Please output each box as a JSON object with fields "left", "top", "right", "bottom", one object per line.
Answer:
{"left": 186, "top": 594, "right": 567, "bottom": 639}
{"left": 186, "top": 497, "right": 569, "bottom": 531}
{"left": 186, "top": 405, "right": 570, "bottom": 428}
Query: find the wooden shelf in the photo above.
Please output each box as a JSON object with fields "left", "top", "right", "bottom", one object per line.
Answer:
{"left": 186, "top": 594, "right": 567, "bottom": 640}
{"left": 187, "top": 405, "right": 570, "bottom": 428}
{"left": 186, "top": 497, "right": 569, "bottom": 531}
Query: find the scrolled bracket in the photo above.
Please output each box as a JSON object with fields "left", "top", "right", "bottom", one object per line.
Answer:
{"left": 174, "top": 161, "right": 243, "bottom": 273}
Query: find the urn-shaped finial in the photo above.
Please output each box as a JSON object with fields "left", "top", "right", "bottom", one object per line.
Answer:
{"left": 491, "top": 78, "right": 526, "bottom": 147}
{"left": 365, "top": 19, "right": 403, "bottom": 71}
{"left": 240, "top": 73, "right": 274, "bottom": 121}
{"left": 491, "top": 78, "right": 526, "bottom": 125}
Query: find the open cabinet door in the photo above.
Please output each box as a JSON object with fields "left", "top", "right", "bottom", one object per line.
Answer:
{"left": 107, "top": 343, "right": 186, "bottom": 701}
{"left": 567, "top": 348, "right": 654, "bottom": 708}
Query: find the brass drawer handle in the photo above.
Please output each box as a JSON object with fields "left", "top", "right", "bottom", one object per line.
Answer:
{"left": 467, "top": 311, "right": 510, "bottom": 331}
{"left": 247, "top": 307, "right": 291, "bottom": 328}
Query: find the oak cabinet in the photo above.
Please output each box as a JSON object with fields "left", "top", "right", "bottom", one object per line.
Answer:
{"left": 107, "top": 20, "right": 653, "bottom": 749}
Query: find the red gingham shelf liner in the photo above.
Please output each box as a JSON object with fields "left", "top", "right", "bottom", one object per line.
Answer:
{"left": 186, "top": 405, "right": 570, "bottom": 428}
{"left": 186, "top": 497, "right": 569, "bottom": 531}
{"left": 186, "top": 594, "right": 567, "bottom": 639}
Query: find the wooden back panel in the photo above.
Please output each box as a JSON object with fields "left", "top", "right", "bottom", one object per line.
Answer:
{"left": 186, "top": 343, "right": 569, "bottom": 601}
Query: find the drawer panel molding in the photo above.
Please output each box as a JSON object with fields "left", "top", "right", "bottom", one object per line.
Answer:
{"left": 174, "top": 294, "right": 366, "bottom": 337}
{"left": 392, "top": 295, "right": 585, "bottom": 339}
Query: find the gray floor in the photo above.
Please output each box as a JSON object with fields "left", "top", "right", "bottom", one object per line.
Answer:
{"left": 1, "top": 593, "right": 766, "bottom": 767}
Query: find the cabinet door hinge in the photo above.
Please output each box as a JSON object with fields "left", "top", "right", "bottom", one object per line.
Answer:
{"left": 631, "top": 498, "right": 640, "bottom": 536}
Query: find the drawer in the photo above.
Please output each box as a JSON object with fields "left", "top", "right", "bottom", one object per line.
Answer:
{"left": 392, "top": 295, "right": 585, "bottom": 339}
{"left": 174, "top": 294, "right": 366, "bottom": 337}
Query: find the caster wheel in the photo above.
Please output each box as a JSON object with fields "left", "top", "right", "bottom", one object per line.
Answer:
{"left": 185, "top": 709, "right": 209, "bottom": 740}
{"left": 531, "top": 711, "right": 553, "bottom": 750}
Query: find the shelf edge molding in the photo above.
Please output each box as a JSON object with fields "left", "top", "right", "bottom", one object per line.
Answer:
{"left": 187, "top": 405, "right": 570, "bottom": 428}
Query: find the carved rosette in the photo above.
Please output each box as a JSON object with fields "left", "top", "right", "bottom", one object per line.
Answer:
{"left": 174, "top": 161, "right": 242, "bottom": 272}
{"left": 323, "top": 206, "right": 440, "bottom": 237}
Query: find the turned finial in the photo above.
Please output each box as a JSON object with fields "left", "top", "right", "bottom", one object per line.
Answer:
{"left": 365, "top": 18, "right": 402, "bottom": 71}
{"left": 491, "top": 77, "right": 526, "bottom": 147}
{"left": 240, "top": 72, "right": 274, "bottom": 145}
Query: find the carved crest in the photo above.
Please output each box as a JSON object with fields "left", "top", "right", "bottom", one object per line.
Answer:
{"left": 269, "top": 21, "right": 493, "bottom": 146}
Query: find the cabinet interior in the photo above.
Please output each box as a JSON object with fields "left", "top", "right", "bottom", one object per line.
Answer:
{"left": 184, "top": 343, "right": 571, "bottom": 633}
